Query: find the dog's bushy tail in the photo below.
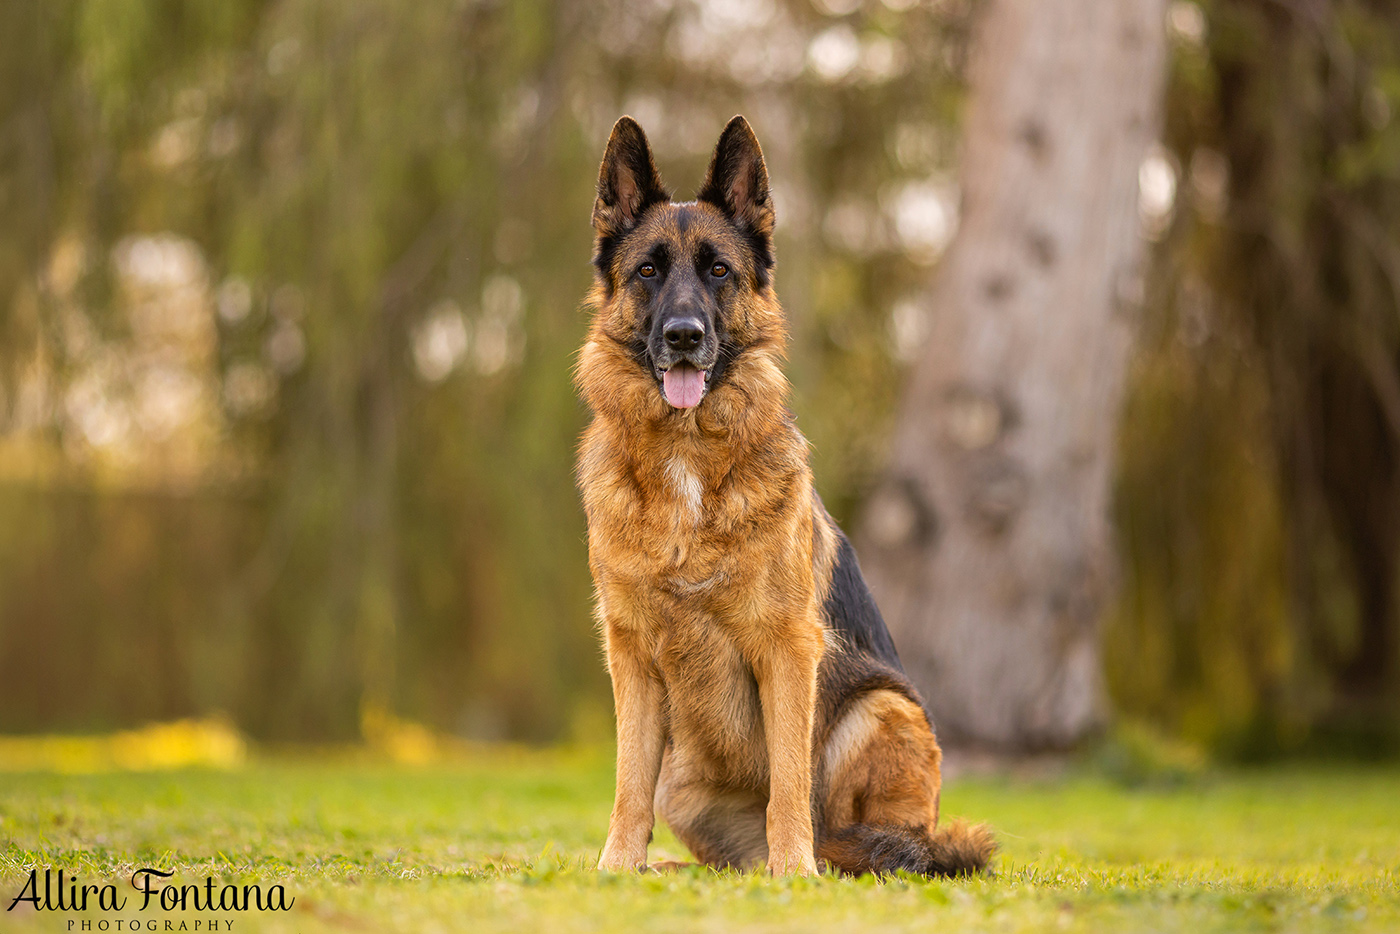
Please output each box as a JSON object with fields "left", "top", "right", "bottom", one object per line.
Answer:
{"left": 818, "top": 819, "right": 996, "bottom": 878}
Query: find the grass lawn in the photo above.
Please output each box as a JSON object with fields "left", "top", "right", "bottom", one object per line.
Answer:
{"left": 1, "top": 746, "right": 1397, "bottom": 933}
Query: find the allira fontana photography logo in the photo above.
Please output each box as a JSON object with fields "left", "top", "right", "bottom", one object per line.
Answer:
{"left": 7, "top": 867, "right": 295, "bottom": 930}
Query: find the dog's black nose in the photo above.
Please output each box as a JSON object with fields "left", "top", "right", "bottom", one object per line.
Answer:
{"left": 664, "top": 318, "right": 705, "bottom": 351}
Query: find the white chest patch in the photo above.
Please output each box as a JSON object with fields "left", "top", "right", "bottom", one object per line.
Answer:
{"left": 666, "top": 456, "right": 703, "bottom": 521}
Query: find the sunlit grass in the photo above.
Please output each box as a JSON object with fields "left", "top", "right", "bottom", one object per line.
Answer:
{"left": 1, "top": 747, "right": 1397, "bottom": 932}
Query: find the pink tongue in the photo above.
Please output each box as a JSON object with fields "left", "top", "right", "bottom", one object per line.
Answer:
{"left": 663, "top": 365, "right": 705, "bottom": 409}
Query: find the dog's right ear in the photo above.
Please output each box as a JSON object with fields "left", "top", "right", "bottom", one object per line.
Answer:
{"left": 593, "top": 117, "right": 668, "bottom": 237}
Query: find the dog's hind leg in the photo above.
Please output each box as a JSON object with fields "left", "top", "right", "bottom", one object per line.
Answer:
{"left": 817, "top": 690, "right": 994, "bottom": 877}
{"left": 655, "top": 754, "right": 768, "bottom": 870}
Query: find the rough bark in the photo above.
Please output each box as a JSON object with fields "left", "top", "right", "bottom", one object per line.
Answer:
{"left": 858, "top": 0, "right": 1168, "bottom": 750}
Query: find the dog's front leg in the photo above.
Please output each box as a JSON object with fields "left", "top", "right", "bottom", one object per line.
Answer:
{"left": 753, "top": 619, "right": 821, "bottom": 876}
{"left": 598, "top": 619, "right": 666, "bottom": 872}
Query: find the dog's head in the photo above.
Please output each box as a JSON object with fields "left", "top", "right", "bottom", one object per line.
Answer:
{"left": 586, "top": 115, "right": 781, "bottom": 412}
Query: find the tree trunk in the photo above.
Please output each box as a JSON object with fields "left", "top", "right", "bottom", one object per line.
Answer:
{"left": 857, "top": 0, "right": 1168, "bottom": 750}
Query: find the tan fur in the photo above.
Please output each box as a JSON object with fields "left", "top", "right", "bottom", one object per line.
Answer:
{"left": 578, "top": 116, "right": 993, "bottom": 878}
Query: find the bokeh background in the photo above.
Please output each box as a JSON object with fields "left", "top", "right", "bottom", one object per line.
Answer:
{"left": 2, "top": 0, "right": 1398, "bottom": 761}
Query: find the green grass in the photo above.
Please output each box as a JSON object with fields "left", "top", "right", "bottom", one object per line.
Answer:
{"left": 1, "top": 747, "right": 1397, "bottom": 932}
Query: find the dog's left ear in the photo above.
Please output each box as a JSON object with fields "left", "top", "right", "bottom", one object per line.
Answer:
{"left": 698, "top": 116, "right": 776, "bottom": 249}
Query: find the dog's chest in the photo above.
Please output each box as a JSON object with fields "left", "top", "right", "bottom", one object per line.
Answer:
{"left": 663, "top": 455, "right": 704, "bottom": 524}
{"left": 592, "top": 453, "right": 748, "bottom": 593}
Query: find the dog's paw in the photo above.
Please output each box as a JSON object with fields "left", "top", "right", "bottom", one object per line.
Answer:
{"left": 597, "top": 845, "right": 647, "bottom": 872}
{"left": 767, "top": 852, "right": 819, "bottom": 877}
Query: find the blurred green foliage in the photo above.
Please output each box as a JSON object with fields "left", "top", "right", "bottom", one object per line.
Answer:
{"left": 0, "top": 0, "right": 963, "bottom": 740}
{"left": 1109, "top": 0, "right": 1400, "bottom": 757}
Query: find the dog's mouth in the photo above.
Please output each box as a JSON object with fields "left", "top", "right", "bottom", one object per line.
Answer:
{"left": 659, "top": 363, "right": 711, "bottom": 409}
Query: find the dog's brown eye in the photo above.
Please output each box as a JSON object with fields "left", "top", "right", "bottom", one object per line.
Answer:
{"left": 712, "top": 263, "right": 728, "bottom": 278}
{"left": 639, "top": 263, "right": 656, "bottom": 278}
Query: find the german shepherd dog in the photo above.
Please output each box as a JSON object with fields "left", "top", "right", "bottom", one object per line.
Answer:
{"left": 576, "top": 115, "right": 995, "bottom": 877}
